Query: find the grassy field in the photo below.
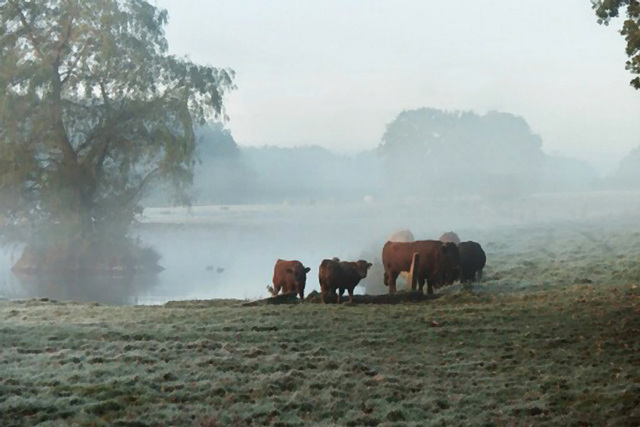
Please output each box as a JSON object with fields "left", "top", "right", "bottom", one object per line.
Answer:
{"left": 1, "top": 218, "right": 640, "bottom": 426}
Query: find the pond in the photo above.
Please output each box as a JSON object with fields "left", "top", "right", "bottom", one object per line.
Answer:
{"left": 0, "top": 203, "right": 401, "bottom": 305}
{"left": 2, "top": 193, "right": 638, "bottom": 305}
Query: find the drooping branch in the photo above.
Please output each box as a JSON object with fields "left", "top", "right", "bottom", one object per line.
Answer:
{"left": 80, "top": 80, "right": 189, "bottom": 172}
{"left": 125, "top": 166, "right": 161, "bottom": 209}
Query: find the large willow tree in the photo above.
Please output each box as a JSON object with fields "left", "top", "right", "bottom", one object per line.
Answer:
{"left": 0, "top": 1, "right": 235, "bottom": 252}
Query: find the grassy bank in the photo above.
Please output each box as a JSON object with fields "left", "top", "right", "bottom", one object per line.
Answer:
{"left": 1, "top": 282, "right": 638, "bottom": 426}
{"left": 2, "top": 217, "right": 640, "bottom": 425}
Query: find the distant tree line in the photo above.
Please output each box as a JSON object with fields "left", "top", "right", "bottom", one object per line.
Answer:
{"left": 154, "top": 107, "right": 638, "bottom": 207}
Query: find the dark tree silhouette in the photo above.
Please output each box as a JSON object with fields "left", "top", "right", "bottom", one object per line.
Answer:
{"left": 592, "top": 0, "right": 640, "bottom": 89}
{"left": 379, "top": 108, "right": 544, "bottom": 197}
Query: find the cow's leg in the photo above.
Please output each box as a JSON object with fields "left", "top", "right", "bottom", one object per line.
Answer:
{"left": 298, "top": 286, "right": 305, "bottom": 302}
{"left": 320, "top": 283, "right": 329, "bottom": 304}
{"left": 323, "top": 285, "right": 333, "bottom": 304}
{"left": 273, "top": 282, "right": 281, "bottom": 296}
{"left": 347, "top": 287, "right": 354, "bottom": 303}
{"left": 418, "top": 276, "right": 425, "bottom": 294}
{"left": 331, "top": 286, "right": 338, "bottom": 303}
{"left": 426, "top": 278, "right": 435, "bottom": 296}
{"left": 337, "top": 287, "right": 345, "bottom": 304}
{"left": 388, "top": 272, "right": 398, "bottom": 294}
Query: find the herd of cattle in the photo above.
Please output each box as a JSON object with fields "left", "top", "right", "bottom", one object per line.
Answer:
{"left": 271, "top": 230, "right": 487, "bottom": 303}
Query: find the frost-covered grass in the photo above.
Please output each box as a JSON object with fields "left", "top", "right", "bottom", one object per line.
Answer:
{"left": 1, "top": 218, "right": 640, "bottom": 426}
{"left": 1, "top": 283, "right": 639, "bottom": 426}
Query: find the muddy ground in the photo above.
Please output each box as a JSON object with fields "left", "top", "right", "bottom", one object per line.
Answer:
{"left": 1, "top": 216, "right": 640, "bottom": 425}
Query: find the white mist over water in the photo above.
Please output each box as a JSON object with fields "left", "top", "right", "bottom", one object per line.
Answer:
{"left": 2, "top": 191, "right": 639, "bottom": 305}
{"left": 132, "top": 192, "right": 640, "bottom": 304}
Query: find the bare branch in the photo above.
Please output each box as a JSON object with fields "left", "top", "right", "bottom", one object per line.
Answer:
{"left": 7, "top": 0, "right": 44, "bottom": 60}
{"left": 79, "top": 82, "right": 112, "bottom": 169}
{"left": 61, "top": 39, "right": 91, "bottom": 86}
{"left": 125, "top": 167, "right": 161, "bottom": 208}
{"left": 53, "top": 15, "right": 74, "bottom": 67}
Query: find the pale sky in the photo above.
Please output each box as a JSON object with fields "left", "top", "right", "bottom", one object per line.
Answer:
{"left": 154, "top": 0, "right": 640, "bottom": 175}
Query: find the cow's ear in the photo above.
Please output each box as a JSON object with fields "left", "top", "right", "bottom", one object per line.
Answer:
{"left": 367, "top": 262, "right": 373, "bottom": 269}
{"left": 286, "top": 268, "right": 293, "bottom": 274}
{"left": 304, "top": 267, "right": 311, "bottom": 273}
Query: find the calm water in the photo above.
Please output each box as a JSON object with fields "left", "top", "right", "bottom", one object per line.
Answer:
{"left": 0, "top": 203, "right": 398, "bottom": 305}
{"left": 1, "top": 193, "right": 638, "bottom": 305}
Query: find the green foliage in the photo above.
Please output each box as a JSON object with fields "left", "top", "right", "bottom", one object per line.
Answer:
{"left": 0, "top": 0, "right": 235, "bottom": 242}
{"left": 592, "top": 0, "right": 640, "bottom": 89}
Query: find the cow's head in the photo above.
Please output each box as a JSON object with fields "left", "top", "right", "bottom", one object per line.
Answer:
{"left": 287, "top": 264, "right": 311, "bottom": 291}
{"left": 355, "top": 260, "right": 373, "bottom": 279}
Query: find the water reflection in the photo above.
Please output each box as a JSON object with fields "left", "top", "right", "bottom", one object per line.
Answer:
{"left": 6, "top": 271, "right": 160, "bottom": 306}
{"left": 2, "top": 195, "right": 638, "bottom": 306}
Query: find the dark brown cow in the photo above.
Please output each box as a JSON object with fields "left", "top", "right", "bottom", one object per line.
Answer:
{"left": 458, "top": 241, "right": 486, "bottom": 283}
{"left": 272, "top": 259, "right": 311, "bottom": 301}
{"left": 319, "top": 258, "right": 372, "bottom": 303}
{"left": 382, "top": 240, "right": 460, "bottom": 295}
{"left": 440, "top": 231, "right": 461, "bottom": 245}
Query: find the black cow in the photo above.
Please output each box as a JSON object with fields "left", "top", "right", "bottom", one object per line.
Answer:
{"left": 458, "top": 241, "right": 486, "bottom": 283}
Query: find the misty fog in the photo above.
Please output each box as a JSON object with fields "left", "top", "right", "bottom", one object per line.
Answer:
{"left": 139, "top": 190, "right": 640, "bottom": 303}
{"left": 2, "top": 111, "right": 640, "bottom": 305}
{"left": 3, "top": 188, "right": 639, "bottom": 305}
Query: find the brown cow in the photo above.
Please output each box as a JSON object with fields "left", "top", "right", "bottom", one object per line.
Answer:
{"left": 272, "top": 259, "right": 311, "bottom": 301}
{"left": 388, "top": 229, "right": 415, "bottom": 288}
{"left": 440, "top": 231, "right": 461, "bottom": 245}
{"left": 319, "top": 258, "right": 372, "bottom": 303}
{"left": 458, "top": 241, "right": 486, "bottom": 283}
{"left": 382, "top": 240, "right": 460, "bottom": 295}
